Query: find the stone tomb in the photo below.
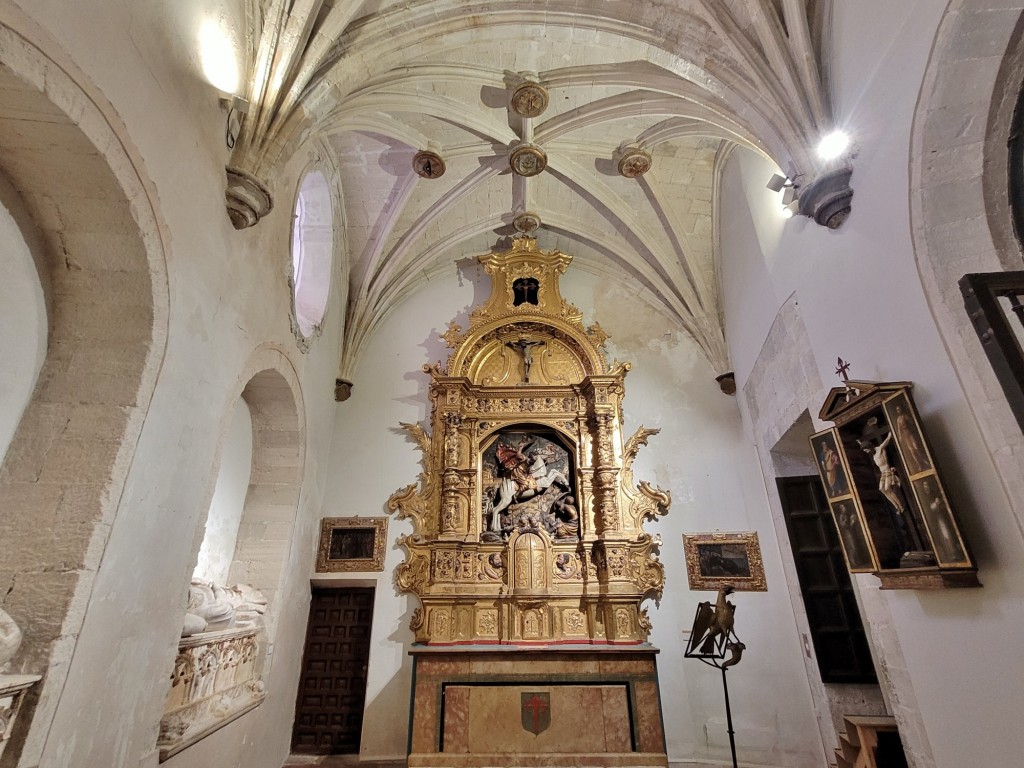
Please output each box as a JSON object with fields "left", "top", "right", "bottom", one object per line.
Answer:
{"left": 408, "top": 647, "right": 667, "bottom": 768}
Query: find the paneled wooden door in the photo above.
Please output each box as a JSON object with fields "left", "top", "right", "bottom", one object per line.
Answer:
{"left": 291, "top": 587, "right": 376, "bottom": 754}
{"left": 777, "top": 477, "right": 877, "bottom": 684}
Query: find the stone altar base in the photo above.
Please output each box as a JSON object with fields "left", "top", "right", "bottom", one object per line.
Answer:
{"left": 408, "top": 645, "right": 668, "bottom": 768}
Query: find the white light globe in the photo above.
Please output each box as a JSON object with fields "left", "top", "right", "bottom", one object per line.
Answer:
{"left": 781, "top": 206, "right": 794, "bottom": 219}
{"left": 817, "top": 130, "right": 850, "bottom": 160}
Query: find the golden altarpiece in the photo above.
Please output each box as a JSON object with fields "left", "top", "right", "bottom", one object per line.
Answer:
{"left": 390, "top": 236, "right": 671, "bottom": 767}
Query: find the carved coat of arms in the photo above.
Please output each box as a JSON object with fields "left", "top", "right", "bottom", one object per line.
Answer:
{"left": 521, "top": 691, "right": 551, "bottom": 735}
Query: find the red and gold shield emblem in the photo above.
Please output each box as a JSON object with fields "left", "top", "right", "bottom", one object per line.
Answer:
{"left": 521, "top": 691, "right": 551, "bottom": 735}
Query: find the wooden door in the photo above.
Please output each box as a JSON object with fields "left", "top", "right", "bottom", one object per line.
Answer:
{"left": 291, "top": 587, "right": 375, "bottom": 754}
{"left": 777, "top": 477, "right": 877, "bottom": 684}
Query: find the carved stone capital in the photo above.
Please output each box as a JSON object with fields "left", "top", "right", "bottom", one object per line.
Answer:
{"left": 225, "top": 166, "right": 273, "bottom": 230}
{"left": 798, "top": 166, "right": 853, "bottom": 229}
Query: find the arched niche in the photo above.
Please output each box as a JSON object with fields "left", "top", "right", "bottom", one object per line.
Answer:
{"left": 205, "top": 348, "right": 307, "bottom": 642}
{"left": 159, "top": 348, "right": 304, "bottom": 760}
{"left": 0, "top": 18, "right": 169, "bottom": 764}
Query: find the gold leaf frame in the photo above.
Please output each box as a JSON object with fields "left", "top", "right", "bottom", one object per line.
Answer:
{"left": 683, "top": 531, "right": 767, "bottom": 592}
{"left": 316, "top": 517, "right": 388, "bottom": 572}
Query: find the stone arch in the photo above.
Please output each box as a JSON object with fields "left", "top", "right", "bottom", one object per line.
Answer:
{"left": 908, "top": 1, "right": 1024, "bottom": 541}
{"left": 0, "top": 15, "right": 169, "bottom": 764}
{"left": 218, "top": 344, "right": 306, "bottom": 642}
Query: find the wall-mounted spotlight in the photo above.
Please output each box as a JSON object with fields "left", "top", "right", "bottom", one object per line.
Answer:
{"left": 780, "top": 199, "right": 801, "bottom": 218}
{"left": 766, "top": 173, "right": 789, "bottom": 193}
{"left": 768, "top": 172, "right": 801, "bottom": 218}
{"left": 817, "top": 130, "right": 850, "bottom": 160}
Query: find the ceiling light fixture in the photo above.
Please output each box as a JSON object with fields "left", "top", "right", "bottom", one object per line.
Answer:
{"left": 768, "top": 172, "right": 800, "bottom": 218}
{"left": 817, "top": 130, "right": 850, "bottom": 160}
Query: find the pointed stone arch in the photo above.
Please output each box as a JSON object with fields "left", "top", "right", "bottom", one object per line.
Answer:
{"left": 909, "top": 0, "right": 1024, "bottom": 545}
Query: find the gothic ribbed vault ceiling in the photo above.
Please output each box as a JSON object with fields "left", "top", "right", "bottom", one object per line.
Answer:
{"left": 235, "top": 0, "right": 835, "bottom": 380}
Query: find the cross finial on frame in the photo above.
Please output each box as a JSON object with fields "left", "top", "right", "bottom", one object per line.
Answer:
{"left": 835, "top": 357, "right": 851, "bottom": 382}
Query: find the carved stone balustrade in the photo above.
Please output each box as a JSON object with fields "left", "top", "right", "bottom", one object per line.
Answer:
{"left": 157, "top": 627, "right": 265, "bottom": 761}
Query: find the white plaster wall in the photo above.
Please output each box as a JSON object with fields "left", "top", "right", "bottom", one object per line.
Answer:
{"left": 7, "top": 1, "right": 1023, "bottom": 767}
{"left": 193, "top": 396, "right": 253, "bottom": 585}
{"left": 0, "top": 197, "right": 46, "bottom": 464}
{"left": 0, "top": 1, "right": 343, "bottom": 766}
{"left": 719, "top": 1, "right": 1024, "bottom": 766}
{"left": 325, "top": 262, "right": 825, "bottom": 767}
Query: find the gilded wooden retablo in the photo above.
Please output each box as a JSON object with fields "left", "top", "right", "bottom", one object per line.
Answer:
{"left": 389, "top": 235, "right": 670, "bottom": 644}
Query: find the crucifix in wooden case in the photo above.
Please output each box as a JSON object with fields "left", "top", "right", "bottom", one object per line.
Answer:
{"left": 811, "top": 380, "right": 979, "bottom": 589}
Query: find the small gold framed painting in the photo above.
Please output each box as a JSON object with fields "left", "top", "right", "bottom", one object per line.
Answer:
{"left": 316, "top": 517, "right": 388, "bottom": 573}
{"left": 683, "top": 531, "right": 767, "bottom": 592}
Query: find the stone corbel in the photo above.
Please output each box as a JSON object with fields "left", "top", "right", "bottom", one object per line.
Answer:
{"left": 225, "top": 166, "right": 273, "bottom": 230}
{"left": 798, "top": 166, "right": 854, "bottom": 229}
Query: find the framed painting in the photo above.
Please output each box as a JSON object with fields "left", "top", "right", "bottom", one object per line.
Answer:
{"left": 316, "top": 517, "right": 388, "bottom": 573}
{"left": 683, "top": 531, "right": 767, "bottom": 592}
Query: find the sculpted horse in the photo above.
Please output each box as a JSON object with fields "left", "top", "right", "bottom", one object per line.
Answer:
{"left": 488, "top": 443, "right": 571, "bottom": 532}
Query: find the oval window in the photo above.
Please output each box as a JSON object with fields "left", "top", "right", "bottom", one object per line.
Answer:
{"left": 291, "top": 170, "right": 333, "bottom": 337}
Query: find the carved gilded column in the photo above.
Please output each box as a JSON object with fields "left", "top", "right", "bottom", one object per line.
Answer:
{"left": 585, "top": 376, "right": 623, "bottom": 537}
{"left": 439, "top": 411, "right": 463, "bottom": 536}
{"left": 592, "top": 412, "right": 620, "bottom": 534}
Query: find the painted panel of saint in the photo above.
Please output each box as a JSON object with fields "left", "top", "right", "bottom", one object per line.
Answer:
{"left": 829, "top": 499, "right": 876, "bottom": 572}
{"left": 810, "top": 431, "right": 850, "bottom": 499}
{"left": 883, "top": 392, "right": 932, "bottom": 477}
{"left": 911, "top": 476, "right": 968, "bottom": 566}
